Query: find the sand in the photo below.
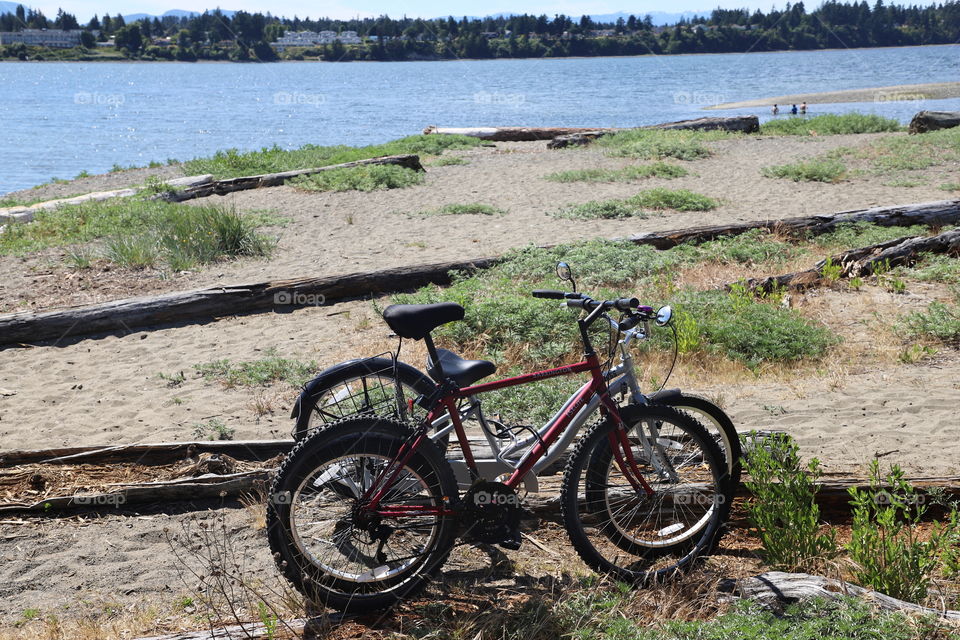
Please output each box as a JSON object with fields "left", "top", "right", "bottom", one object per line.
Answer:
{"left": 706, "top": 81, "right": 960, "bottom": 110}
{"left": 1, "top": 132, "right": 959, "bottom": 630}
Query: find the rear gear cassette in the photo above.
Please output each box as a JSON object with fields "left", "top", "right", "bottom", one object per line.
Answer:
{"left": 461, "top": 480, "right": 523, "bottom": 550}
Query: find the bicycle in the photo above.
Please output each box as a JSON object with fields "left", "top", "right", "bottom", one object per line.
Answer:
{"left": 267, "top": 267, "right": 734, "bottom": 613}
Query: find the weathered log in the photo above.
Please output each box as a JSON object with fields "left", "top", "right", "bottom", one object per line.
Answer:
{"left": 725, "top": 571, "right": 960, "bottom": 620}
{"left": 735, "top": 227, "right": 960, "bottom": 293}
{"left": 423, "top": 125, "right": 616, "bottom": 141}
{"left": 908, "top": 110, "right": 960, "bottom": 134}
{"left": 0, "top": 440, "right": 292, "bottom": 467}
{"left": 134, "top": 619, "right": 309, "bottom": 640}
{"left": 548, "top": 116, "right": 759, "bottom": 148}
{"left": 162, "top": 154, "right": 425, "bottom": 203}
{"left": 2, "top": 200, "right": 957, "bottom": 347}
{"left": 647, "top": 115, "right": 759, "bottom": 133}
{"left": 0, "top": 256, "right": 495, "bottom": 347}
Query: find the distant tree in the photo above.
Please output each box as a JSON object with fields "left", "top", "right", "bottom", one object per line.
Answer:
{"left": 79, "top": 30, "right": 96, "bottom": 48}
{"left": 87, "top": 15, "right": 101, "bottom": 31}
{"left": 114, "top": 24, "right": 142, "bottom": 54}
{"left": 15, "top": 4, "right": 25, "bottom": 24}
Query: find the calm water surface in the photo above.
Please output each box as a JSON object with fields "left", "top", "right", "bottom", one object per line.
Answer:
{"left": 2, "top": 44, "right": 959, "bottom": 193}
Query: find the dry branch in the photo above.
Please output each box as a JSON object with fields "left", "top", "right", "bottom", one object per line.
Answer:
{"left": 162, "top": 154, "right": 425, "bottom": 203}
{"left": 725, "top": 571, "right": 960, "bottom": 620}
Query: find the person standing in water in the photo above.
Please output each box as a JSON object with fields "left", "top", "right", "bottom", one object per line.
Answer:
{"left": 772, "top": 104, "right": 779, "bottom": 115}
{"left": 800, "top": 102, "right": 807, "bottom": 114}
{"left": 791, "top": 104, "right": 798, "bottom": 115}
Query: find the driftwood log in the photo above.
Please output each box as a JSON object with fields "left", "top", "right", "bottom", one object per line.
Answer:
{"left": 908, "top": 110, "right": 960, "bottom": 135}
{"left": 725, "top": 571, "right": 960, "bottom": 620}
{"left": 0, "top": 439, "right": 293, "bottom": 467}
{"left": 162, "top": 154, "right": 425, "bottom": 203}
{"left": 422, "top": 125, "right": 616, "bottom": 141}
{"left": 548, "top": 116, "right": 759, "bottom": 148}
{"left": 2, "top": 199, "right": 959, "bottom": 347}
{"left": 738, "top": 227, "right": 960, "bottom": 293}
{"left": 133, "top": 619, "right": 310, "bottom": 640}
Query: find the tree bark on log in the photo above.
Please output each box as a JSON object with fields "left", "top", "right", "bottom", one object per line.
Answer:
{"left": 2, "top": 200, "right": 957, "bottom": 347}
{"left": 0, "top": 440, "right": 293, "bottom": 467}
{"left": 908, "top": 110, "right": 960, "bottom": 134}
{"left": 724, "top": 571, "right": 960, "bottom": 620}
{"left": 162, "top": 155, "right": 425, "bottom": 203}
{"left": 734, "top": 227, "right": 960, "bottom": 294}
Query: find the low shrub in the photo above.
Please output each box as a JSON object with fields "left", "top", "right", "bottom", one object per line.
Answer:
{"left": 419, "top": 203, "right": 505, "bottom": 216}
{"left": 898, "top": 298, "right": 960, "bottom": 346}
{"left": 759, "top": 113, "right": 902, "bottom": 136}
{"left": 195, "top": 351, "right": 317, "bottom": 388}
{"left": 742, "top": 433, "right": 837, "bottom": 571}
{"left": 544, "top": 162, "right": 688, "bottom": 183}
{"left": 762, "top": 159, "right": 847, "bottom": 183}
{"left": 597, "top": 129, "right": 731, "bottom": 161}
{"left": 553, "top": 188, "right": 718, "bottom": 220}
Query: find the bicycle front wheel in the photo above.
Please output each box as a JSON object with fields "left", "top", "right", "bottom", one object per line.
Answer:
{"left": 267, "top": 417, "right": 458, "bottom": 613}
{"left": 561, "top": 405, "right": 728, "bottom": 584}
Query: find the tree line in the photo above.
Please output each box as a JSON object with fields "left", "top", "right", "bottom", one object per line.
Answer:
{"left": 1, "top": 1, "right": 959, "bottom": 62}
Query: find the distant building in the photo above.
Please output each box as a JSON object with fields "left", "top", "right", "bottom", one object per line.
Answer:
{"left": 0, "top": 29, "right": 84, "bottom": 48}
{"left": 273, "top": 29, "right": 362, "bottom": 51}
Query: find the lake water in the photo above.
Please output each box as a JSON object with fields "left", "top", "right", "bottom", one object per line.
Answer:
{"left": 3, "top": 44, "right": 959, "bottom": 193}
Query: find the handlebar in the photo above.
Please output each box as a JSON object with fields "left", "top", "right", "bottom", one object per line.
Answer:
{"left": 532, "top": 290, "right": 584, "bottom": 300}
{"left": 531, "top": 290, "right": 654, "bottom": 323}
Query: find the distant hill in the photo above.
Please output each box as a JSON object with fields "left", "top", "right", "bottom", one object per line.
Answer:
{"left": 0, "top": 1, "right": 28, "bottom": 15}
{"left": 123, "top": 8, "right": 236, "bottom": 22}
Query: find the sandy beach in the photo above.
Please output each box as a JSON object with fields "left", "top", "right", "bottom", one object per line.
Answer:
{"left": 706, "top": 81, "right": 960, "bottom": 110}
{"left": 1, "top": 128, "right": 959, "bottom": 632}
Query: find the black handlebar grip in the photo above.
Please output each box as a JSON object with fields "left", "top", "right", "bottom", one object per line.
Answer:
{"left": 532, "top": 290, "right": 567, "bottom": 299}
{"left": 613, "top": 297, "right": 640, "bottom": 311}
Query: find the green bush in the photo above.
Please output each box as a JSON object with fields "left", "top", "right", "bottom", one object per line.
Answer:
{"left": 195, "top": 351, "right": 317, "bottom": 387}
{"left": 680, "top": 228, "right": 804, "bottom": 265}
{"left": 812, "top": 222, "right": 930, "bottom": 249}
{"left": 762, "top": 159, "right": 847, "bottom": 183}
{"left": 182, "top": 134, "right": 483, "bottom": 179}
{"left": 759, "top": 113, "right": 902, "bottom": 136}
{"left": 742, "top": 433, "right": 837, "bottom": 570}
{"left": 553, "top": 188, "right": 718, "bottom": 220}
{"left": 419, "top": 203, "right": 505, "bottom": 216}
{"left": 847, "top": 460, "right": 958, "bottom": 602}
{"left": 597, "top": 129, "right": 731, "bottom": 161}
{"left": 544, "top": 162, "right": 689, "bottom": 183}
{"left": 900, "top": 253, "right": 960, "bottom": 284}
{"left": 290, "top": 165, "right": 424, "bottom": 192}
{"left": 104, "top": 234, "right": 159, "bottom": 269}
{"left": 898, "top": 298, "right": 960, "bottom": 345}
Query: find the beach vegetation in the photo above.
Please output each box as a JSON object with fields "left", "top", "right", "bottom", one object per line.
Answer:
{"left": 597, "top": 129, "right": 731, "bottom": 161}
{"left": 182, "top": 134, "right": 482, "bottom": 179}
{"left": 897, "top": 294, "right": 960, "bottom": 346}
{"left": 192, "top": 418, "right": 235, "bottom": 441}
{"left": 759, "top": 113, "right": 902, "bottom": 136}
{"left": 194, "top": 350, "right": 318, "bottom": 388}
{"left": 743, "top": 433, "right": 837, "bottom": 571}
{"left": 898, "top": 253, "right": 960, "bottom": 285}
{"left": 544, "top": 162, "right": 689, "bottom": 182}
{"left": 553, "top": 188, "right": 718, "bottom": 219}
{"left": 417, "top": 203, "right": 506, "bottom": 216}
{"left": 426, "top": 155, "right": 469, "bottom": 166}
{"left": 940, "top": 182, "right": 960, "bottom": 192}
{"left": 290, "top": 164, "right": 424, "bottom": 192}
{"left": 762, "top": 158, "right": 847, "bottom": 183}
{"left": 811, "top": 222, "right": 930, "bottom": 249}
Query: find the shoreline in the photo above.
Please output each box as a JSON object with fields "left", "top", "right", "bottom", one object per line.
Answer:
{"left": 707, "top": 81, "right": 960, "bottom": 110}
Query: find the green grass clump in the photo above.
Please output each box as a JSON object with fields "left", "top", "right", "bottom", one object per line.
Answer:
{"left": 195, "top": 351, "right": 318, "bottom": 388}
{"left": 900, "top": 253, "right": 960, "bottom": 284}
{"left": 597, "top": 129, "right": 730, "bottom": 161}
{"left": 759, "top": 112, "right": 902, "bottom": 136}
{"left": 554, "top": 188, "right": 718, "bottom": 219}
{"left": 680, "top": 228, "right": 804, "bottom": 265}
{"left": 898, "top": 296, "right": 960, "bottom": 346}
{"left": 544, "top": 162, "right": 688, "bottom": 183}
{"left": 192, "top": 418, "right": 234, "bottom": 441}
{"left": 812, "top": 222, "right": 930, "bottom": 249}
{"left": 762, "top": 159, "right": 847, "bottom": 183}
{"left": 940, "top": 182, "right": 960, "bottom": 192}
{"left": 0, "top": 199, "right": 275, "bottom": 271}
{"left": 396, "top": 238, "right": 834, "bottom": 369}
{"left": 290, "top": 165, "right": 424, "bottom": 192}
{"left": 182, "top": 134, "right": 483, "bottom": 179}
{"left": 426, "top": 155, "right": 469, "bottom": 166}
{"left": 419, "top": 203, "right": 505, "bottom": 216}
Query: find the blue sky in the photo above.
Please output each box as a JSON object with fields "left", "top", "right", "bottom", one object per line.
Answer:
{"left": 29, "top": 0, "right": 780, "bottom": 22}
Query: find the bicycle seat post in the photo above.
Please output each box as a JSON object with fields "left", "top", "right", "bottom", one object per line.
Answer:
{"left": 422, "top": 332, "right": 444, "bottom": 379}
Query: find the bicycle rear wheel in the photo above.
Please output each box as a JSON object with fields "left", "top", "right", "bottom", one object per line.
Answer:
{"left": 561, "top": 405, "right": 728, "bottom": 583}
{"left": 267, "top": 417, "right": 458, "bottom": 613}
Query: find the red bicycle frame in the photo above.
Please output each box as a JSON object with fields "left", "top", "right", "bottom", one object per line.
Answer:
{"left": 363, "top": 350, "right": 654, "bottom": 517}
